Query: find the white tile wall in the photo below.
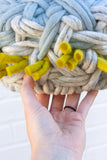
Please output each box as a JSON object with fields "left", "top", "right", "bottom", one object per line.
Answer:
{"left": 0, "top": 84, "right": 107, "bottom": 160}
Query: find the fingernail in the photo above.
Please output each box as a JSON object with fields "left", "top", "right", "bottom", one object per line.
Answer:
{"left": 24, "top": 74, "right": 27, "bottom": 79}
{"left": 94, "top": 90, "right": 98, "bottom": 93}
{"left": 92, "top": 90, "right": 98, "bottom": 96}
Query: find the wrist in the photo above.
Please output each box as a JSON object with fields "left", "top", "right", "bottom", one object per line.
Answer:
{"left": 31, "top": 145, "right": 82, "bottom": 160}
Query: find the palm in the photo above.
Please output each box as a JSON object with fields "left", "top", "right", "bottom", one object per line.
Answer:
{"left": 50, "top": 110, "right": 85, "bottom": 153}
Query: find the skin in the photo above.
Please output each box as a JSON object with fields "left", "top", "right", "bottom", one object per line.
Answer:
{"left": 20, "top": 75, "right": 98, "bottom": 160}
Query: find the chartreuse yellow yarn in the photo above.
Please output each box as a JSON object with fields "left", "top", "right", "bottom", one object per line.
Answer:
{"left": 56, "top": 42, "right": 84, "bottom": 70}
{"left": 0, "top": 53, "right": 29, "bottom": 78}
{"left": 6, "top": 59, "right": 28, "bottom": 76}
{"left": 22, "top": 55, "right": 29, "bottom": 60}
{"left": 0, "top": 51, "right": 51, "bottom": 80}
{"left": 43, "top": 56, "right": 50, "bottom": 61}
{"left": 0, "top": 63, "right": 7, "bottom": 78}
{"left": 56, "top": 55, "right": 72, "bottom": 68}
{"left": 25, "top": 60, "right": 44, "bottom": 76}
{"left": 0, "top": 63, "right": 7, "bottom": 71}
{"left": 97, "top": 57, "right": 107, "bottom": 72}
{"left": 0, "top": 53, "right": 24, "bottom": 63}
{"left": 66, "top": 58, "right": 78, "bottom": 70}
{"left": 66, "top": 49, "right": 84, "bottom": 70}
{"left": 59, "top": 42, "right": 72, "bottom": 54}
{"left": 0, "top": 70, "right": 7, "bottom": 79}
{"left": 73, "top": 49, "right": 84, "bottom": 62}
{"left": 32, "top": 57, "right": 51, "bottom": 81}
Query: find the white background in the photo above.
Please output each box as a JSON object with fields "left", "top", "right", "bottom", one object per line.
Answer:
{"left": 0, "top": 84, "right": 107, "bottom": 160}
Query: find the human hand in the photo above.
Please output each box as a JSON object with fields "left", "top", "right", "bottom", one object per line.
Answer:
{"left": 20, "top": 75, "right": 98, "bottom": 160}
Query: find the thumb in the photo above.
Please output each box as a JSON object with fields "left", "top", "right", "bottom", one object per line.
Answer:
{"left": 20, "top": 75, "right": 44, "bottom": 115}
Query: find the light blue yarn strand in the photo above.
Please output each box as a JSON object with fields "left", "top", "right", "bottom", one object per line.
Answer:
{"left": 38, "top": 23, "right": 60, "bottom": 60}
{"left": 33, "top": 0, "right": 49, "bottom": 10}
{"left": 23, "top": 2, "right": 38, "bottom": 20}
{"left": 5, "top": 0, "right": 16, "bottom": 4}
{"left": 37, "top": 14, "right": 46, "bottom": 26}
{"left": 82, "top": 0, "right": 105, "bottom": 7}
{"left": 39, "top": 10, "right": 66, "bottom": 50}
{"left": 54, "top": 0, "right": 82, "bottom": 20}
{"left": 5, "top": 15, "right": 17, "bottom": 31}
{"left": 22, "top": 1, "right": 48, "bottom": 26}
{"left": 63, "top": 0, "right": 93, "bottom": 30}
{"left": 34, "top": 8, "right": 44, "bottom": 17}
{"left": 42, "top": 13, "right": 48, "bottom": 25}
{"left": 0, "top": 4, "right": 16, "bottom": 11}
{"left": 54, "top": 0, "right": 86, "bottom": 30}
{"left": 77, "top": 0, "right": 96, "bottom": 27}
{"left": 82, "top": 0, "right": 96, "bottom": 7}
{"left": 91, "top": 0, "right": 107, "bottom": 7}
{"left": 38, "top": 10, "right": 66, "bottom": 59}
{"left": 0, "top": 3, "right": 25, "bottom": 31}
{"left": 70, "top": 42, "right": 94, "bottom": 50}
{"left": 0, "top": 31, "right": 15, "bottom": 47}
{"left": 19, "top": 0, "right": 49, "bottom": 10}
{"left": 46, "top": 3, "right": 63, "bottom": 17}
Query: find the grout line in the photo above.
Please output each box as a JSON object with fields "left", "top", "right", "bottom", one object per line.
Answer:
{"left": 0, "top": 141, "right": 30, "bottom": 151}
{"left": 87, "top": 142, "right": 107, "bottom": 151}
{"left": 86, "top": 123, "right": 107, "bottom": 131}
{"left": 0, "top": 119, "right": 25, "bottom": 126}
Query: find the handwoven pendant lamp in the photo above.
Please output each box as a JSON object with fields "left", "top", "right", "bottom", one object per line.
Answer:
{"left": 0, "top": 0, "right": 107, "bottom": 95}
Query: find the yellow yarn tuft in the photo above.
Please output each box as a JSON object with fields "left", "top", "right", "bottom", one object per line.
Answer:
{"left": 59, "top": 42, "right": 72, "bottom": 55}
{"left": 73, "top": 49, "right": 84, "bottom": 62}
{"left": 97, "top": 57, "right": 107, "bottom": 72}
{"left": 25, "top": 60, "right": 44, "bottom": 76}
{"left": 56, "top": 55, "right": 72, "bottom": 68}
{"left": 57, "top": 44, "right": 84, "bottom": 70}
{"left": 66, "top": 58, "right": 78, "bottom": 70}
{"left": 32, "top": 60, "right": 51, "bottom": 81}
{"left": 0, "top": 63, "right": 7, "bottom": 71}
{"left": 22, "top": 55, "right": 29, "bottom": 60}
{"left": 6, "top": 60, "right": 28, "bottom": 76}
{"left": 0, "top": 70, "right": 7, "bottom": 79}
{"left": 0, "top": 52, "right": 51, "bottom": 80}
{"left": 0, "top": 53, "right": 24, "bottom": 63}
{"left": 43, "top": 56, "right": 50, "bottom": 61}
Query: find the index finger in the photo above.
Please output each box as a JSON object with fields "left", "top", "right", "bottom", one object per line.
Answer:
{"left": 77, "top": 90, "right": 98, "bottom": 119}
